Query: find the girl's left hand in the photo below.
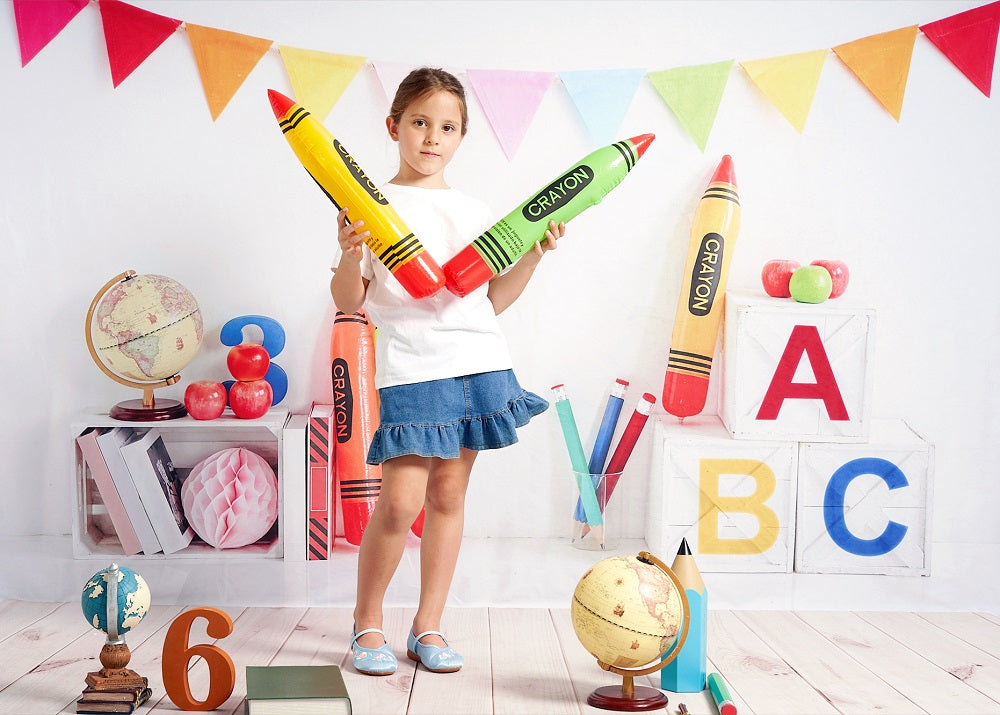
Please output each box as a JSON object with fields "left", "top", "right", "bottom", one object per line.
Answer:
{"left": 531, "top": 220, "right": 566, "bottom": 258}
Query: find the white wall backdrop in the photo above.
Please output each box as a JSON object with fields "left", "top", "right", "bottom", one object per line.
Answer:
{"left": 3, "top": 1, "right": 999, "bottom": 608}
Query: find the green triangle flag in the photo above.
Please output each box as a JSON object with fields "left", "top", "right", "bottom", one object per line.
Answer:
{"left": 647, "top": 60, "right": 733, "bottom": 151}
{"left": 741, "top": 49, "right": 828, "bottom": 133}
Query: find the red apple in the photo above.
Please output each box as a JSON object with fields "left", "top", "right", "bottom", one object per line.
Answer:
{"left": 227, "top": 344, "right": 270, "bottom": 382}
{"left": 761, "top": 259, "right": 801, "bottom": 298}
{"left": 184, "top": 381, "right": 227, "bottom": 420}
{"left": 229, "top": 379, "right": 273, "bottom": 419}
{"left": 810, "top": 259, "right": 850, "bottom": 298}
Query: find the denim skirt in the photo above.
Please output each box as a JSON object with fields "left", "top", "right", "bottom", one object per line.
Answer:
{"left": 366, "top": 369, "right": 549, "bottom": 465}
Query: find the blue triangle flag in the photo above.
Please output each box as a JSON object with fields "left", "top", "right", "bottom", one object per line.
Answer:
{"left": 559, "top": 69, "right": 646, "bottom": 145}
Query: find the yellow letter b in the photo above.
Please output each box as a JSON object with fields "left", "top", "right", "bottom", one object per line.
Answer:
{"left": 698, "top": 459, "right": 779, "bottom": 554}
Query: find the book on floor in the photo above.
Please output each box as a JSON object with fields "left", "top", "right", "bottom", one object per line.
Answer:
{"left": 76, "top": 685, "right": 151, "bottom": 713}
{"left": 119, "top": 428, "right": 193, "bottom": 554}
{"left": 245, "top": 664, "right": 351, "bottom": 715}
{"left": 95, "top": 427, "right": 161, "bottom": 555}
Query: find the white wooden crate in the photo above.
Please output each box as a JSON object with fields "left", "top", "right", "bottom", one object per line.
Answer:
{"left": 645, "top": 415, "right": 797, "bottom": 572}
{"left": 721, "top": 289, "right": 875, "bottom": 442}
{"left": 794, "top": 419, "right": 934, "bottom": 575}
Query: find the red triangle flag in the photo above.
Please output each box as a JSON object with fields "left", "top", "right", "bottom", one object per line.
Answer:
{"left": 921, "top": 0, "right": 1000, "bottom": 97}
{"left": 13, "top": 0, "right": 88, "bottom": 67}
{"left": 98, "top": 0, "right": 182, "bottom": 87}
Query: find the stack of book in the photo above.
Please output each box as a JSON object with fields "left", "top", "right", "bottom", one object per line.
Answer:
{"left": 76, "top": 685, "right": 151, "bottom": 714}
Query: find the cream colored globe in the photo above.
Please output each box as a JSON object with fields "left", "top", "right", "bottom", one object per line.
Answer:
{"left": 571, "top": 554, "right": 684, "bottom": 669}
{"left": 91, "top": 273, "right": 203, "bottom": 382}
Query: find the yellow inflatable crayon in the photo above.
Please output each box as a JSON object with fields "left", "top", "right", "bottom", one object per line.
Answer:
{"left": 267, "top": 89, "right": 446, "bottom": 300}
{"left": 662, "top": 155, "right": 741, "bottom": 418}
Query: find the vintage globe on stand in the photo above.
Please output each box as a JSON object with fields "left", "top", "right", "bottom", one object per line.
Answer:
{"left": 571, "top": 552, "right": 690, "bottom": 712}
{"left": 86, "top": 271, "right": 204, "bottom": 420}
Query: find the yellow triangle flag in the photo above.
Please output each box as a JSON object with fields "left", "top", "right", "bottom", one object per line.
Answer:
{"left": 186, "top": 23, "right": 272, "bottom": 120}
{"left": 741, "top": 49, "right": 827, "bottom": 133}
{"left": 278, "top": 46, "right": 367, "bottom": 122}
{"left": 833, "top": 25, "right": 919, "bottom": 121}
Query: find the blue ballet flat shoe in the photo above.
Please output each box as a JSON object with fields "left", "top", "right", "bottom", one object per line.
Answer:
{"left": 406, "top": 630, "right": 464, "bottom": 673}
{"left": 351, "top": 627, "right": 397, "bottom": 676}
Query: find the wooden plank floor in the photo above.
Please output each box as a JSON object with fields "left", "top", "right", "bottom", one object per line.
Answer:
{"left": 1, "top": 600, "right": 999, "bottom": 714}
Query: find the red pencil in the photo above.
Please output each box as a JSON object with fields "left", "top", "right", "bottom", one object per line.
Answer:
{"left": 599, "top": 393, "right": 656, "bottom": 508}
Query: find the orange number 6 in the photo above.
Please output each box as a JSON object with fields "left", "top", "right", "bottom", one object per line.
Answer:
{"left": 162, "top": 607, "right": 236, "bottom": 711}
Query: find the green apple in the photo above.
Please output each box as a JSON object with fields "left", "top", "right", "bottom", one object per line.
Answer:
{"left": 789, "top": 265, "right": 833, "bottom": 303}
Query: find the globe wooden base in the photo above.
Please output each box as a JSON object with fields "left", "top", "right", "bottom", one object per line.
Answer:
{"left": 85, "top": 642, "right": 148, "bottom": 690}
{"left": 110, "top": 398, "right": 186, "bottom": 421}
{"left": 587, "top": 684, "right": 668, "bottom": 711}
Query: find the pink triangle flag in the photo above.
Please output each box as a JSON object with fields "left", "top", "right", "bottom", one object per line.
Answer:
{"left": 559, "top": 68, "right": 645, "bottom": 146}
{"left": 466, "top": 69, "right": 555, "bottom": 161}
{"left": 13, "top": 0, "right": 88, "bottom": 67}
{"left": 921, "top": 0, "right": 1000, "bottom": 97}
{"left": 372, "top": 61, "right": 419, "bottom": 109}
{"left": 98, "top": 0, "right": 182, "bottom": 88}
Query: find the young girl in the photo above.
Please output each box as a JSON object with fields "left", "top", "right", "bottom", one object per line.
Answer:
{"left": 330, "top": 67, "right": 565, "bottom": 676}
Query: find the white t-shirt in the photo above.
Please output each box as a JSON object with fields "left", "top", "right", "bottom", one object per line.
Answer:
{"left": 358, "top": 183, "right": 513, "bottom": 389}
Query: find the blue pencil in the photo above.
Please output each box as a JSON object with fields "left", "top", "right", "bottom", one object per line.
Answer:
{"left": 572, "top": 379, "right": 628, "bottom": 539}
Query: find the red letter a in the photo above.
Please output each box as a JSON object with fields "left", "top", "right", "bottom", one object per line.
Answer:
{"left": 755, "top": 325, "right": 849, "bottom": 421}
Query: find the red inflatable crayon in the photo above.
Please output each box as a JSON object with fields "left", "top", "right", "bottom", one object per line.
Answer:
{"left": 662, "top": 156, "right": 741, "bottom": 418}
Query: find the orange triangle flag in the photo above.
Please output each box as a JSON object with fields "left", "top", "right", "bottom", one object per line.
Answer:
{"left": 921, "top": 1, "right": 1000, "bottom": 97}
{"left": 99, "top": 0, "right": 181, "bottom": 88}
{"left": 186, "top": 23, "right": 273, "bottom": 120}
{"left": 833, "top": 25, "right": 919, "bottom": 121}
{"left": 278, "top": 46, "right": 366, "bottom": 122}
{"left": 741, "top": 49, "right": 828, "bottom": 133}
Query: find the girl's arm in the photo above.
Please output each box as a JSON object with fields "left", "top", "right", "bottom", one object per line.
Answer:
{"left": 329, "top": 206, "right": 370, "bottom": 313}
{"left": 487, "top": 220, "right": 565, "bottom": 315}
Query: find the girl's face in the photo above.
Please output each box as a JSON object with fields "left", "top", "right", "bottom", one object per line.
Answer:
{"left": 387, "top": 89, "right": 465, "bottom": 188}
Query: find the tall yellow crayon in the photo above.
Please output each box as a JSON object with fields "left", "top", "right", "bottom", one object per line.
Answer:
{"left": 662, "top": 155, "right": 741, "bottom": 418}
{"left": 268, "top": 89, "right": 446, "bottom": 300}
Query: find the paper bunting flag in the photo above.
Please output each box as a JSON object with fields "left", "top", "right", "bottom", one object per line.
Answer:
{"left": 741, "top": 49, "right": 828, "bottom": 133}
{"left": 278, "top": 47, "right": 366, "bottom": 121}
{"left": 186, "top": 24, "right": 273, "bottom": 121}
{"left": 921, "top": 1, "right": 1000, "bottom": 97}
{"left": 98, "top": 0, "right": 182, "bottom": 88}
{"left": 647, "top": 60, "right": 733, "bottom": 152}
{"left": 559, "top": 69, "right": 646, "bottom": 146}
{"left": 13, "top": 0, "right": 88, "bottom": 67}
{"left": 466, "top": 69, "right": 555, "bottom": 161}
{"left": 372, "top": 60, "right": 418, "bottom": 108}
{"left": 833, "top": 25, "right": 919, "bottom": 121}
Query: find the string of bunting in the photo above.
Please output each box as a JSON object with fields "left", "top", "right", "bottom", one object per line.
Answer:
{"left": 12, "top": 0, "right": 1000, "bottom": 159}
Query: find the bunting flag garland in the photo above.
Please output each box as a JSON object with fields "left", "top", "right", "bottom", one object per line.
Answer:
{"left": 278, "top": 47, "right": 366, "bottom": 122}
{"left": 13, "top": 0, "right": 88, "bottom": 67}
{"left": 833, "top": 25, "right": 920, "bottom": 121}
{"left": 559, "top": 68, "right": 646, "bottom": 146}
{"left": 186, "top": 23, "right": 273, "bottom": 121}
{"left": 647, "top": 60, "right": 734, "bottom": 151}
{"left": 98, "top": 0, "right": 182, "bottom": 88}
{"left": 920, "top": 0, "right": 1000, "bottom": 97}
{"left": 741, "top": 49, "right": 828, "bottom": 133}
{"left": 466, "top": 69, "right": 555, "bottom": 161}
{"left": 8, "top": 1, "right": 1000, "bottom": 149}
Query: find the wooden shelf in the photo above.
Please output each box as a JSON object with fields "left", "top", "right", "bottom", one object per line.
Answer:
{"left": 71, "top": 408, "right": 292, "bottom": 560}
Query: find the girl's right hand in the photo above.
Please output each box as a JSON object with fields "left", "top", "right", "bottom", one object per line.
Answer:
{"left": 337, "top": 207, "right": 369, "bottom": 261}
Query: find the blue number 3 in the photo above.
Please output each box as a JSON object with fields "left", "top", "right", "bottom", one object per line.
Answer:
{"left": 220, "top": 315, "right": 288, "bottom": 405}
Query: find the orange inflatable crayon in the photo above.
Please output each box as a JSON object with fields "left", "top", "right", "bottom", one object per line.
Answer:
{"left": 330, "top": 311, "right": 381, "bottom": 546}
{"left": 268, "top": 89, "right": 445, "bottom": 300}
{"left": 662, "top": 155, "right": 741, "bottom": 418}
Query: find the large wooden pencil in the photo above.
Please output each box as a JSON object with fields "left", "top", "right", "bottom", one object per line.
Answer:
{"left": 661, "top": 538, "right": 708, "bottom": 692}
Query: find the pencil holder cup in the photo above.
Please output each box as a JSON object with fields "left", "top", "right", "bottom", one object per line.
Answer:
{"left": 570, "top": 471, "right": 622, "bottom": 551}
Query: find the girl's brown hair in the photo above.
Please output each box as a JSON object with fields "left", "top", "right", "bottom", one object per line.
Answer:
{"left": 389, "top": 67, "right": 469, "bottom": 136}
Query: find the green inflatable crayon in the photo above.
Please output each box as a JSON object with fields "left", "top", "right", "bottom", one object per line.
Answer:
{"left": 442, "top": 134, "right": 655, "bottom": 297}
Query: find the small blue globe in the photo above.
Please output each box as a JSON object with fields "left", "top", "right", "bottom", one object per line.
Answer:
{"left": 81, "top": 565, "right": 151, "bottom": 637}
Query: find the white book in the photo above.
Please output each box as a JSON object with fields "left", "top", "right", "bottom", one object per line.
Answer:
{"left": 96, "top": 427, "right": 161, "bottom": 555}
{"left": 119, "top": 429, "right": 193, "bottom": 554}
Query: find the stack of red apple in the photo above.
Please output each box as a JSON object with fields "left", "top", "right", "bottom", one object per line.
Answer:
{"left": 183, "top": 344, "right": 273, "bottom": 420}
{"left": 761, "top": 259, "right": 849, "bottom": 304}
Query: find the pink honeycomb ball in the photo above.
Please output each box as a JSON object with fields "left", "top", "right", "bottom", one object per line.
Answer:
{"left": 180, "top": 447, "right": 278, "bottom": 548}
